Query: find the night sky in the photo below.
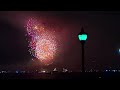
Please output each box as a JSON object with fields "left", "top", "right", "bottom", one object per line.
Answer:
{"left": 0, "top": 11, "right": 120, "bottom": 71}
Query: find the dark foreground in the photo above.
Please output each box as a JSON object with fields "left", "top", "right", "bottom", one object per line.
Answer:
{"left": 0, "top": 72, "right": 120, "bottom": 80}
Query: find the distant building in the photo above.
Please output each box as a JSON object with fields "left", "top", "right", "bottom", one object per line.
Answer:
{"left": 53, "top": 68, "right": 57, "bottom": 72}
{"left": 62, "top": 68, "right": 68, "bottom": 72}
{"left": 52, "top": 68, "right": 58, "bottom": 74}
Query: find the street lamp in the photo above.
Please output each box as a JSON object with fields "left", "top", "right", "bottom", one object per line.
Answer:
{"left": 78, "top": 27, "right": 88, "bottom": 73}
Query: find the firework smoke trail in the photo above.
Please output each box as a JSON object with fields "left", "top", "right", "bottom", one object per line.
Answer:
{"left": 26, "top": 18, "right": 57, "bottom": 65}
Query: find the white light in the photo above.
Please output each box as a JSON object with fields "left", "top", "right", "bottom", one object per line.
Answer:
{"left": 16, "top": 71, "right": 19, "bottom": 73}
{"left": 112, "top": 70, "right": 115, "bottom": 72}
{"left": 119, "top": 49, "right": 120, "bottom": 53}
{"left": 41, "top": 70, "right": 46, "bottom": 73}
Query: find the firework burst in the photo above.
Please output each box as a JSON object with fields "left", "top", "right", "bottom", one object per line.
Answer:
{"left": 25, "top": 18, "right": 57, "bottom": 65}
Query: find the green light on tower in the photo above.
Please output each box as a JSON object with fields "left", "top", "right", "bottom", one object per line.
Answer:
{"left": 78, "top": 34, "right": 87, "bottom": 41}
{"left": 78, "top": 27, "right": 88, "bottom": 73}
